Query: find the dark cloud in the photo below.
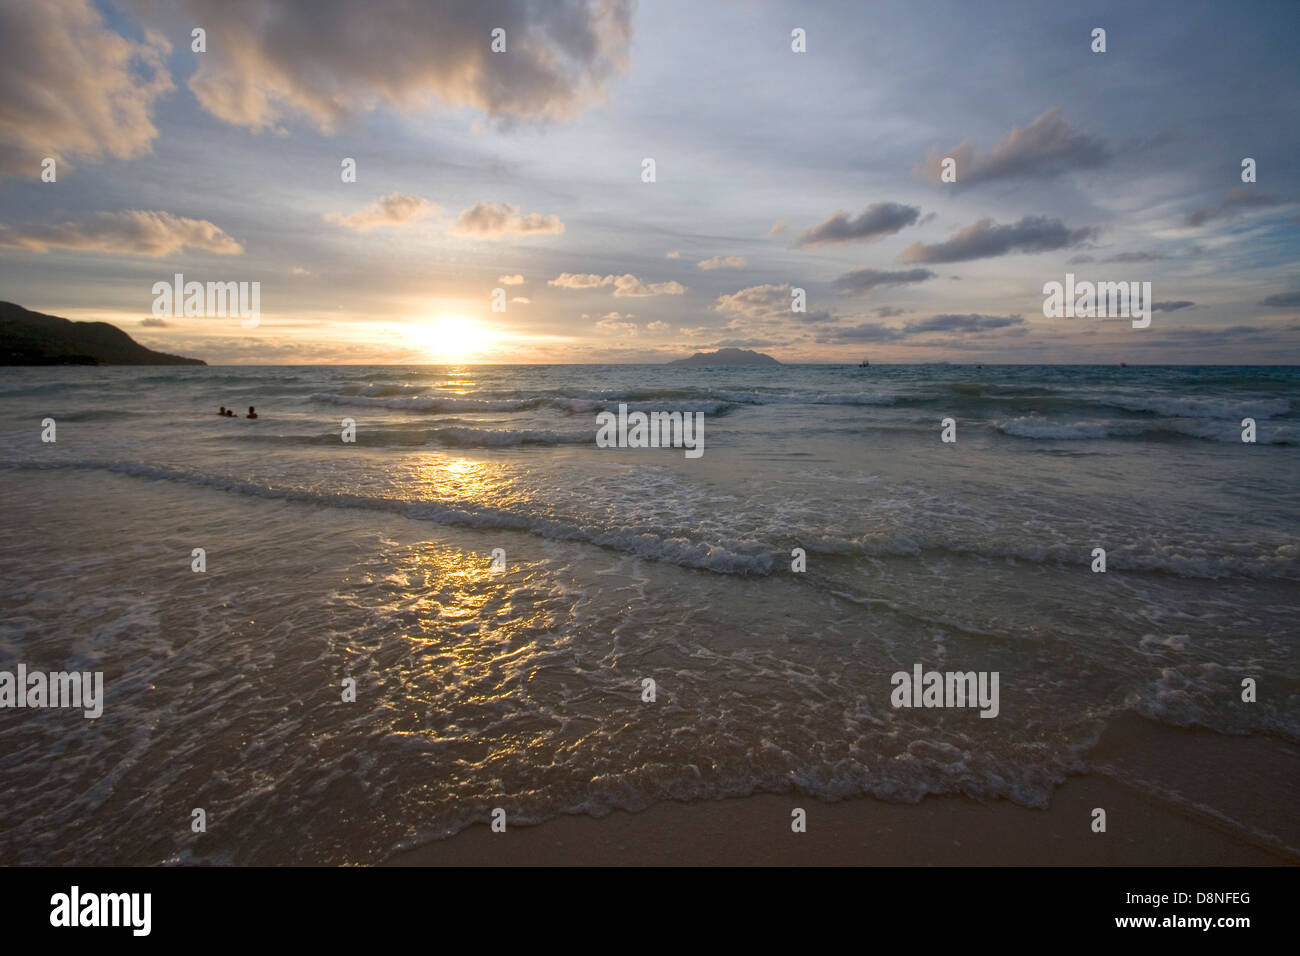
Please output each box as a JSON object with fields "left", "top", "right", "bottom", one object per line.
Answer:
{"left": 915, "top": 108, "right": 1109, "bottom": 186}
{"left": 707, "top": 338, "right": 781, "bottom": 348}
{"left": 903, "top": 313, "right": 1024, "bottom": 333}
{"left": 1187, "top": 188, "right": 1282, "bottom": 227}
{"left": 1259, "top": 291, "right": 1300, "bottom": 309}
{"left": 899, "top": 216, "right": 1096, "bottom": 264}
{"left": 1068, "top": 254, "right": 1096, "bottom": 265}
{"left": 140, "top": 0, "right": 633, "bottom": 131}
{"left": 1103, "top": 251, "right": 1170, "bottom": 263}
{"left": 820, "top": 313, "right": 1024, "bottom": 344}
{"left": 874, "top": 305, "right": 906, "bottom": 318}
{"left": 139, "top": 317, "right": 169, "bottom": 327}
{"left": 796, "top": 202, "right": 921, "bottom": 247}
{"left": 833, "top": 267, "right": 936, "bottom": 294}
{"left": 820, "top": 323, "right": 904, "bottom": 343}
{"left": 1151, "top": 301, "right": 1195, "bottom": 312}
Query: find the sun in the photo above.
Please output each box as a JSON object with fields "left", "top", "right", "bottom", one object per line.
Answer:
{"left": 413, "top": 316, "right": 496, "bottom": 363}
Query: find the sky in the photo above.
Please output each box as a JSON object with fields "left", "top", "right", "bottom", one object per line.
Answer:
{"left": 0, "top": 0, "right": 1297, "bottom": 364}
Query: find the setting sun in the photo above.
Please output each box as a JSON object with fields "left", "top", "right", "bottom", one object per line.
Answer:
{"left": 414, "top": 316, "right": 497, "bottom": 363}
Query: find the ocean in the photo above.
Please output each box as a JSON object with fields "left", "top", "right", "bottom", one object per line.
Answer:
{"left": 0, "top": 363, "right": 1297, "bottom": 864}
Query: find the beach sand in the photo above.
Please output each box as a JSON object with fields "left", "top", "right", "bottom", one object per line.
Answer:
{"left": 389, "top": 713, "right": 1299, "bottom": 866}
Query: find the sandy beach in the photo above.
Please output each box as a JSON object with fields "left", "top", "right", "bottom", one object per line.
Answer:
{"left": 391, "top": 714, "right": 1299, "bottom": 866}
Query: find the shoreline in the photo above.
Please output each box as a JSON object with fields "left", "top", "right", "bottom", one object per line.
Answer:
{"left": 389, "top": 715, "right": 1299, "bottom": 866}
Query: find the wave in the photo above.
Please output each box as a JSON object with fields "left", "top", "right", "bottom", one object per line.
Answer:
{"left": 4, "top": 460, "right": 777, "bottom": 575}
{"left": 235, "top": 426, "right": 592, "bottom": 448}
{"left": 1099, "top": 395, "right": 1292, "bottom": 419}
{"left": 311, "top": 392, "right": 548, "bottom": 412}
{"left": 5, "top": 459, "right": 1296, "bottom": 580}
{"left": 427, "top": 426, "right": 588, "bottom": 447}
{"left": 0, "top": 381, "right": 103, "bottom": 397}
{"left": 998, "top": 416, "right": 1295, "bottom": 444}
{"left": 311, "top": 391, "right": 739, "bottom": 416}
{"left": 798, "top": 531, "right": 1300, "bottom": 581}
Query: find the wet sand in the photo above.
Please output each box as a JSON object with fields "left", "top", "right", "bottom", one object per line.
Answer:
{"left": 390, "top": 714, "right": 1300, "bottom": 866}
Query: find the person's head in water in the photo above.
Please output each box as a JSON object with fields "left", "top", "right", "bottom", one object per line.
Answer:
{"left": 247, "top": 406, "right": 258, "bottom": 419}
{"left": 219, "top": 406, "right": 226, "bottom": 415}
{"left": 226, "top": 408, "right": 235, "bottom": 416}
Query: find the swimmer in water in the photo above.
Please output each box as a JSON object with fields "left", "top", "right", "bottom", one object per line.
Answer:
{"left": 218, "top": 406, "right": 227, "bottom": 416}
{"left": 247, "top": 406, "right": 258, "bottom": 419}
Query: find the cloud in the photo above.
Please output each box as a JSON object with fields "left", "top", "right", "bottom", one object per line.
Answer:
{"left": 713, "top": 283, "right": 833, "bottom": 329}
{"left": 903, "top": 313, "right": 1024, "bottom": 334}
{"left": 0, "top": 0, "right": 173, "bottom": 176}
{"left": 511, "top": 296, "right": 530, "bottom": 304}
{"left": 0, "top": 210, "right": 243, "bottom": 256}
{"left": 713, "top": 283, "right": 793, "bottom": 319}
{"left": 874, "top": 306, "right": 906, "bottom": 318}
{"left": 498, "top": 274, "right": 525, "bottom": 285}
{"left": 646, "top": 321, "right": 670, "bottom": 332}
{"left": 697, "top": 256, "right": 747, "bottom": 270}
{"left": 832, "top": 267, "right": 936, "bottom": 294}
{"left": 796, "top": 202, "right": 921, "bottom": 247}
{"left": 1151, "top": 301, "right": 1195, "bottom": 312}
{"left": 914, "top": 108, "right": 1108, "bottom": 186}
{"left": 767, "top": 220, "right": 789, "bottom": 237}
{"left": 148, "top": 0, "right": 633, "bottom": 132}
{"left": 549, "top": 273, "right": 608, "bottom": 289}
{"left": 448, "top": 202, "right": 563, "bottom": 238}
{"left": 1259, "top": 291, "right": 1300, "bottom": 309}
{"left": 819, "top": 323, "right": 904, "bottom": 343}
{"left": 291, "top": 266, "right": 311, "bottom": 276}
{"left": 1067, "top": 254, "right": 1096, "bottom": 265}
{"left": 610, "top": 275, "right": 684, "bottom": 297}
{"left": 596, "top": 311, "right": 636, "bottom": 334}
{"left": 1187, "top": 188, "right": 1282, "bottom": 227}
{"left": 899, "top": 216, "right": 1096, "bottom": 263}
{"left": 665, "top": 250, "right": 681, "bottom": 259}
{"left": 819, "top": 313, "right": 1024, "bottom": 344}
{"left": 549, "top": 273, "right": 684, "bottom": 296}
{"left": 325, "top": 192, "right": 435, "bottom": 231}
{"left": 1103, "top": 251, "right": 1170, "bottom": 263}
{"left": 139, "top": 317, "right": 169, "bottom": 328}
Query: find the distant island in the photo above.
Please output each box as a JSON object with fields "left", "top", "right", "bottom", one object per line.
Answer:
{"left": 0, "top": 302, "right": 205, "bottom": 366}
{"left": 667, "top": 347, "right": 780, "bottom": 366}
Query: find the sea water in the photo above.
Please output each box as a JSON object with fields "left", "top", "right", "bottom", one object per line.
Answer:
{"left": 0, "top": 363, "right": 1296, "bottom": 863}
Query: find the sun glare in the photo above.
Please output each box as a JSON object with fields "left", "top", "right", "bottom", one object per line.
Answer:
{"left": 415, "top": 317, "right": 496, "bottom": 363}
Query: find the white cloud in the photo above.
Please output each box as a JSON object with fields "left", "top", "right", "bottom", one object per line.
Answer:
{"left": 0, "top": 210, "right": 243, "bottom": 256}
{"left": 549, "top": 273, "right": 685, "bottom": 296}
{"left": 697, "top": 256, "right": 748, "bottom": 270}
{"left": 325, "top": 193, "right": 436, "bottom": 231}
{"left": 448, "top": 202, "right": 563, "bottom": 238}
{"left": 0, "top": 0, "right": 173, "bottom": 176}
